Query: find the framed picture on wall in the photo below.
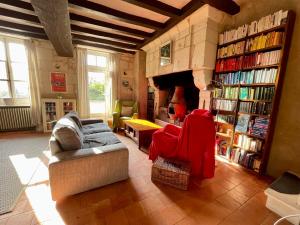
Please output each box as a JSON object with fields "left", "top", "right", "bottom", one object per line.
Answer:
{"left": 51, "top": 72, "right": 66, "bottom": 92}
{"left": 160, "top": 41, "right": 172, "bottom": 66}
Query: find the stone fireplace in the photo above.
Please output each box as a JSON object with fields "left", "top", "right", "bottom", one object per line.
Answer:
{"left": 142, "top": 5, "right": 229, "bottom": 123}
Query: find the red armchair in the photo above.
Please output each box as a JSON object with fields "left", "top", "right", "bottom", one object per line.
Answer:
{"left": 149, "top": 109, "right": 216, "bottom": 178}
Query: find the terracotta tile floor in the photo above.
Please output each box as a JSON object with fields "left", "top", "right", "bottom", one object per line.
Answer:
{"left": 0, "top": 132, "right": 291, "bottom": 225}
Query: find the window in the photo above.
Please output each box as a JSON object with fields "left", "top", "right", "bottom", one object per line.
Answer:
{"left": 0, "top": 37, "right": 29, "bottom": 100}
{"left": 87, "top": 51, "right": 111, "bottom": 116}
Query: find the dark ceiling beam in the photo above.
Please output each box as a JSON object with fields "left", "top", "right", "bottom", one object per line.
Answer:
{"left": 0, "top": 27, "right": 48, "bottom": 40}
{"left": 0, "top": 7, "right": 39, "bottom": 23}
{"left": 69, "top": 13, "right": 153, "bottom": 38}
{"left": 139, "top": 0, "right": 205, "bottom": 48}
{"left": 123, "top": 0, "right": 181, "bottom": 17}
{"left": 0, "top": 0, "right": 34, "bottom": 10}
{"left": 201, "top": 0, "right": 240, "bottom": 15}
{"left": 0, "top": 20, "right": 44, "bottom": 34}
{"left": 73, "top": 40, "right": 135, "bottom": 54}
{"left": 31, "top": 0, "right": 74, "bottom": 57}
{"left": 71, "top": 24, "right": 144, "bottom": 44}
{"left": 72, "top": 33, "right": 137, "bottom": 49}
{"left": 68, "top": 0, "right": 165, "bottom": 30}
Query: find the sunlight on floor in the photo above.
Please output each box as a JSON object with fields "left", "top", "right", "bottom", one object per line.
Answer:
{"left": 9, "top": 154, "right": 41, "bottom": 185}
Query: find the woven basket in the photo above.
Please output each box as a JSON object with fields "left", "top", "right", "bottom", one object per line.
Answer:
{"left": 151, "top": 156, "right": 191, "bottom": 190}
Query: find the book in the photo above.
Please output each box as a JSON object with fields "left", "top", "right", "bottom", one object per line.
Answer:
{"left": 235, "top": 114, "right": 250, "bottom": 133}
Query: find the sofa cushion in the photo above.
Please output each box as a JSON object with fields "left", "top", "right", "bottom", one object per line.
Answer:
{"left": 83, "top": 132, "right": 121, "bottom": 148}
{"left": 53, "top": 117, "right": 84, "bottom": 151}
{"left": 121, "top": 106, "right": 133, "bottom": 117}
{"left": 82, "top": 123, "right": 111, "bottom": 135}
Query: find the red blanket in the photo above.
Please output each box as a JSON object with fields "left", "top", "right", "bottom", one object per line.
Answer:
{"left": 149, "top": 109, "right": 216, "bottom": 178}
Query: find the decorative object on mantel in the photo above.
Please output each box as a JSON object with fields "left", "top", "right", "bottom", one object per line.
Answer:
{"left": 122, "top": 79, "right": 133, "bottom": 91}
{"left": 160, "top": 40, "right": 172, "bottom": 66}
{"left": 168, "top": 86, "right": 186, "bottom": 122}
{"left": 51, "top": 72, "right": 66, "bottom": 92}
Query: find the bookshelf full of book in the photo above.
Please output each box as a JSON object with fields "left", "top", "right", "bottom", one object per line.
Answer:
{"left": 212, "top": 10, "right": 295, "bottom": 174}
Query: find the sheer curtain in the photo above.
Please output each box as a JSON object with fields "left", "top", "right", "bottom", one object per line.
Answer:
{"left": 25, "top": 40, "right": 42, "bottom": 131}
{"left": 107, "top": 53, "right": 119, "bottom": 119}
{"left": 77, "top": 47, "right": 90, "bottom": 118}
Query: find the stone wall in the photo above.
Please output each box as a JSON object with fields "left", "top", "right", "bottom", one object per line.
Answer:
{"left": 142, "top": 5, "right": 229, "bottom": 117}
{"left": 226, "top": 0, "right": 300, "bottom": 177}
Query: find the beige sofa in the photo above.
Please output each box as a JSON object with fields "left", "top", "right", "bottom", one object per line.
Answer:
{"left": 48, "top": 112, "right": 129, "bottom": 200}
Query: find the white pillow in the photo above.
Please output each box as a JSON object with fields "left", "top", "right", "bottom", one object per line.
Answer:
{"left": 121, "top": 106, "right": 133, "bottom": 117}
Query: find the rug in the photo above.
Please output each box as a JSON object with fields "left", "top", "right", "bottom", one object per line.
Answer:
{"left": 0, "top": 134, "right": 50, "bottom": 214}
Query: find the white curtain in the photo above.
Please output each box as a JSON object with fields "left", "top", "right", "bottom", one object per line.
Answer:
{"left": 107, "top": 53, "right": 119, "bottom": 118}
{"left": 25, "top": 40, "right": 42, "bottom": 131}
{"left": 77, "top": 47, "right": 90, "bottom": 118}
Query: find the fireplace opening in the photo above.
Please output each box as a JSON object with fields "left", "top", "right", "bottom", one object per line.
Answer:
{"left": 152, "top": 70, "right": 199, "bottom": 124}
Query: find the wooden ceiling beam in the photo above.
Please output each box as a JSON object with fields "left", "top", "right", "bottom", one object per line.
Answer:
{"left": 71, "top": 24, "right": 144, "bottom": 44}
{"left": 73, "top": 40, "right": 135, "bottom": 54}
{"left": 0, "top": 20, "right": 44, "bottom": 34}
{"left": 0, "top": 7, "right": 39, "bottom": 23}
{"left": 72, "top": 33, "right": 137, "bottom": 49}
{"left": 0, "top": 0, "right": 34, "bottom": 11}
{"left": 201, "top": 0, "right": 240, "bottom": 15}
{"left": 139, "top": 0, "right": 205, "bottom": 48}
{"left": 70, "top": 13, "right": 153, "bottom": 38}
{"left": 68, "top": 0, "right": 165, "bottom": 30}
{"left": 0, "top": 27, "right": 48, "bottom": 40}
{"left": 31, "top": 0, "right": 73, "bottom": 57}
{"left": 122, "top": 0, "right": 181, "bottom": 17}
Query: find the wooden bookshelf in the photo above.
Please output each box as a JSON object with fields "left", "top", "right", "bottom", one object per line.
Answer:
{"left": 212, "top": 10, "right": 295, "bottom": 175}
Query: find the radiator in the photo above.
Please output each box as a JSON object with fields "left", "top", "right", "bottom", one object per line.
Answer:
{"left": 0, "top": 106, "right": 35, "bottom": 131}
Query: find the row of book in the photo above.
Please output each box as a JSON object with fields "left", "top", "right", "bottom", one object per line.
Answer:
{"left": 243, "top": 50, "right": 281, "bottom": 68}
{"left": 213, "top": 99, "right": 237, "bottom": 111}
{"left": 216, "top": 68, "right": 278, "bottom": 85}
{"left": 233, "top": 134, "right": 263, "bottom": 152}
{"left": 239, "top": 87, "right": 275, "bottom": 101}
{"left": 215, "top": 114, "right": 235, "bottom": 125}
{"left": 239, "top": 102, "right": 272, "bottom": 115}
{"left": 217, "top": 41, "right": 245, "bottom": 59}
{"left": 250, "top": 117, "right": 270, "bottom": 138}
{"left": 213, "top": 87, "right": 239, "bottom": 99}
{"left": 245, "top": 31, "right": 283, "bottom": 52}
{"left": 248, "top": 10, "right": 288, "bottom": 36}
{"left": 215, "top": 50, "right": 281, "bottom": 72}
{"left": 218, "top": 25, "right": 248, "bottom": 45}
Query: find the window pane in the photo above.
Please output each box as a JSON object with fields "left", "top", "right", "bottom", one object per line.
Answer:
{"left": 8, "top": 42, "right": 27, "bottom": 62}
{"left": 0, "top": 81, "right": 10, "bottom": 98}
{"left": 11, "top": 62, "right": 29, "bottom": 81}
{"left": 87, "top": 54, "right": 96, "bottom": 66}
{"left": 14, "top": 81, "right": 29, "bottom": 98}
{"left": 96, "top": 55, "right": 107, "bottom": 67}
{"left": 0, "top": 41, "right": 6, "bottom": 61}
{"left": 0, "top": 61, "right": 7, "bottom": 79}
{"left": 88, "top": 72, "right": 105, "bottom": 114}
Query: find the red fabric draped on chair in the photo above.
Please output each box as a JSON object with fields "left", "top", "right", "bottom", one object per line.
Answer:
{"left": 149, "top": 109, "right": 216, "bottom": 178}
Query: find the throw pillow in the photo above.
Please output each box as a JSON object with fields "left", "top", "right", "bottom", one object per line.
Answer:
{"left": 53, "top": 125, "right": 82, "bottom": 151}
{"left": 121, "top": 106, "right": 133, "bottom": 117}
{"left": 68, "top": 111, "right": 83, "bottom": 129}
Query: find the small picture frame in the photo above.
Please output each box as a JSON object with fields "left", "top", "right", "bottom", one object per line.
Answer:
{"left": 50, "top": 72, "right": 66, "bottom": 92}
{"left": 160, "top": 41, "right": 172, "bottom": 66}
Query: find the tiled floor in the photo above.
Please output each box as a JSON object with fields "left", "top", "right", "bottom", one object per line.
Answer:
{"left": 0, "top": 132, "right": 291, "bottom": 225}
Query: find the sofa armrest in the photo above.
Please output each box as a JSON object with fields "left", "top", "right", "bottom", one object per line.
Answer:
{"left": 80, "top": 118, "right": 103, "bottom": 125}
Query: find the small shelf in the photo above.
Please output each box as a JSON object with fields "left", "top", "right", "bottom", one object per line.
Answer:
{"left": 239, "top": 99, "right": 273, "bottom": 103}
{"left": 216, "top": 132, "right": 232, "bottom": 138}
{"left": 244, "top": 45, "right": 282, "bottom": 55}
{"left": 217, "top": 53, "right": 244, "bottom": 60}
{"left": 218, "top": 37, "right": 246, "bottom": 48}
{"left": 222, "top": 83, "right": 275, "bottom": 87}
{"left": 215, "top": 64, "right": 280, "bottom": 74}
{"left": 216, "top": 155, "right": 259, "bottom": 174}
{"left": 238, "top": 112, "right": 270, "bottom": 118}
{"left": 213, "top": 97, "right": 238, "bottom": 101}
{"left": 247, "top": 24, "right": 286, "bottom": 39}
{"left": 235, "top": 131, "right": 266, "bottom": 140}
{"left": 215, "top": 120, "right": 234, "bottom": 126}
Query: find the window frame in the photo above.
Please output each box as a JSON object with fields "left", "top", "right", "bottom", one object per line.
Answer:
{"left": 0, "top": 36, "right": 29, "bottom": 100}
